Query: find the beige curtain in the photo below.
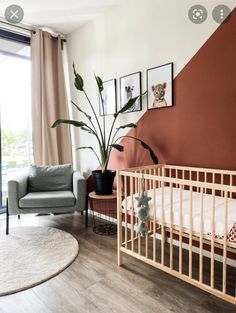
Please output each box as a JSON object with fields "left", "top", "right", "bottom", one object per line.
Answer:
{"left": 31, "top": 29, "right": 72, "bottom": 165}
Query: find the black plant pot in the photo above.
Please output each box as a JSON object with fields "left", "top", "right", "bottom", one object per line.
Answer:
{"left": 92, "top": 170, "right": 116, "bottom": 195}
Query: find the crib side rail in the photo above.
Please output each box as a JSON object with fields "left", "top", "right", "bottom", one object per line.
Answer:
{"left": 119, "top": 170, "right": 236, "bottom": 194}
{"left": 117, "top": 168, "right": 236, "bottom": 306}
{"left": 165, "top": 164, "right": 236, "bottom": 176}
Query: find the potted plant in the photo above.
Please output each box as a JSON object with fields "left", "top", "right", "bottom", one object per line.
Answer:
{"left": 52, "top": 64, "right": 158, "bottom": 195}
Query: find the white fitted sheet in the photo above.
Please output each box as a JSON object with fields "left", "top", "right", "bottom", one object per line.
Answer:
{"left": 122, "top": 187, "right": 236, "bottom": 238}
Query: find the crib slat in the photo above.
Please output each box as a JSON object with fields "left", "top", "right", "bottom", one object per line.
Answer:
{"left": 158, "top": 168, "right": 160, "bottom": 188}
{"left": 137, "top": 171, "right": 142, "bottom": 255}
{"left": 204, "top": 172, "right": 207, "bottom": 193}
{"left": 179, "top": 185, "right": 183, "bottom": 274}
{"left": 138, "top": 176, "right": 141, "bottom": 255}
{"left": 176, "top": 169, "right": 178, "bottom": 188}
{"left": 221, "top": 175, "right": 224, "bottom": 197}
{"left": 223, "top": 191, "right": 228, "bottom": 294}
{"left": 144, "top": 173, "right": 148, "bottom": 258}
{"left": 189, "top": 186, "right": 193, "bottom": 279}
{"left": 135, "top": 174, "right": 138, "bottom": 194}
{"left": 131, "top": 177, "right": 134, "bottom": 252}
{"left": 161, "top": 181, "right": 165, "bottom": 266}
{"left": 153, "top": 180, "right": 156, "bottom": 262}
{"left": 138, "top": 170, "right": 141, "bottom": 192}
{"left": 170, "top": 183, "right": 174, "bottom": 270}
{"left": 117, "top": 171, "right": 122, "bottom": 266}
{"left": 124, "top": 176, "right": 128, "bottom": 249}
{"left": 230, "top": 175, "right": 233, "bottom": 199}
{"left": 145, "top": 170, "right": 148, "bottom": 191}
{"left": 210, "top": 190, "right": 215, "bottom": 289}
{"left": 145, "top": 232, "right": 148, "bottom": 258}
{"left": 149, "top": 169, "right": 152, "bottom": 190}
{"left": 199, "top": 187, "right": 204, "bottom": 284}
{"left": 197, "top": 172, "right": 200, "bottom": 192}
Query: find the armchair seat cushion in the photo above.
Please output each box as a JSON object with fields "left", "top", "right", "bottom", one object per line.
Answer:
{"left": 19, "top": 191, "right": 76, "bottom": 209}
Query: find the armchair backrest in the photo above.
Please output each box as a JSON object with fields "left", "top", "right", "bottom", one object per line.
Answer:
{"left": 28, "top": 164, "right": 73, "bottom": 192}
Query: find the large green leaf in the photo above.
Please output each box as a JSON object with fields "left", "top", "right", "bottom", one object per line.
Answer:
{"left": 117, "top": 135, "right": 158, "bottom": 164}
{"left": 114, "top": 96, "right": 139, "bottom": 118}
{"left": 114, "top": 92, "right": 146, "bottom": 118}
{"left": 140, "top": 141, "right": 158, "bottom": 164}
{"left": 73, "top": 63, "right": 77, "bottom": 76}
{"left": 95, "top": 75, "right": 104, "bottom": 92}
{"left": 74, "top": 74, "right": 84, "bottom": 91}
{"left": 76, "top": 146, "right": 102, "bottom": 167}
{"left": 73, "top": 63, "right": 84, "bottom": 91}
{"left": 109, "top": 144, "right": 124, "bottom": 152}
{"left": 116, "top": 123, "right": 137, "bottom": 130}
{"left": 76, "top": 146, "right": 93, "bottom": 151}
{"left": 51, "top": 119, "right": 87, "bottom": 128}
{"left": 71, "top": 101, "right": 92, "bottom": 121}
{"left": 80, "top": 126, "right": 94, "bottom": 134}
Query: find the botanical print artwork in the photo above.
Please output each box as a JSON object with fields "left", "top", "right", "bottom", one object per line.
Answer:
{"left": 99, "top": 79, "right": 117, "bottom": 116}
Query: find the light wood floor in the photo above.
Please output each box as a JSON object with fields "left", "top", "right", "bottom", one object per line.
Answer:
{"left": 0, "top": 213, "right": 235, "bottom": 313}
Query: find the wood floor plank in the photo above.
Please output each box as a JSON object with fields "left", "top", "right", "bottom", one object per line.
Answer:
{"left": 32, "top": 275, "right": 101, "bottom": 313}
{"left": 0, "top": 289, "right": 53, "bottom": 313}
{"left": 0, "top": 213, "right": 235, "bottom": 313}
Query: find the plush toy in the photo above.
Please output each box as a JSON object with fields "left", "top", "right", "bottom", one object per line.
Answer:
{"left": 134, "top": 178, "right": 152, "bottom": 236}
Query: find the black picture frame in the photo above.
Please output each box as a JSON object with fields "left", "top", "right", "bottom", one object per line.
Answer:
{"left": 119, "top": 71, "right": 142, "bottom": 113}
{"left": 147, "top": 62, "right": 173, "bottom": 110}
{"left": 99, "top": 79, "right": 117, "bottom": 116}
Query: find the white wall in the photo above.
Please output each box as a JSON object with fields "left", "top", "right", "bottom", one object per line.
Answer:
{"left": 66, "top": 0, "right": 235, "bottom": 176}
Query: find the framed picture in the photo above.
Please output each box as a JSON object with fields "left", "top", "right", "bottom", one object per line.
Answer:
{"left": 120, "top": 72, "right": 142, "bottom": 113}
{"left": 147, "top": 62, "right": 173, "bottom": 110}
{"left": 99, "top": 79, "right": 117, "bottom": 116}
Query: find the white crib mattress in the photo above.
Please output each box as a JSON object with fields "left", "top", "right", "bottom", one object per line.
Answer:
{"left": 122, "top": 187, "right": 236, "bottom": 241}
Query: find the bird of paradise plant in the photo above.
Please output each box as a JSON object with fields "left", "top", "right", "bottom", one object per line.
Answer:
{"left": 52, "top": 64, "right": 158, "bottom": 173}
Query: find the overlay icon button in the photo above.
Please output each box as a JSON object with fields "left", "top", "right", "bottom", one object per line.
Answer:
{"left": 212, "top": 5, "right": 231, "bottom": 24}
{"left": 188, "top": 5, "right": 208, "bottom": 24}
{"left": 5, "top": 4, "right": 24, "bottom": 24}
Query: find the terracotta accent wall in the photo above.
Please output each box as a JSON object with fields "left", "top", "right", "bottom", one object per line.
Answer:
{"left": 108, "top": 9, "right": 236, "bottom": 172}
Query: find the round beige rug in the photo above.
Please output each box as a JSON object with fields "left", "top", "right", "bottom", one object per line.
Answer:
{"left": 0, "top": 226, "right": 79, "bottom": 296}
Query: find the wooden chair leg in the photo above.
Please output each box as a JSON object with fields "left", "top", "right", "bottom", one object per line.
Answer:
{"left": 6, "top": 198, "right": 9, "bottom": 235}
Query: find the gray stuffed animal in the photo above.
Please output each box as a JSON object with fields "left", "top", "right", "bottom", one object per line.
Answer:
{"left": 134, "top": 189, "right": 152, "bottom": 237}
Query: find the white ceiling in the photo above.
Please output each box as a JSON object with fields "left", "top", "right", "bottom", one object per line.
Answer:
{"left": 0, "top": 0, "right": 121, "bottom": 34}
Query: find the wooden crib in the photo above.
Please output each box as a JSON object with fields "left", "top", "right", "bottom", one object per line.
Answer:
{"left": 116, "top": 164, "right": 236, "bottom": 305}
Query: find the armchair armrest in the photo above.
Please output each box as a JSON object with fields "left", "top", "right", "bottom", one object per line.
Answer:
{"left": 8, "top": 174, "right": 28, "bottom": 214}
{"left": 73, "top": 171, "right": 87, "bottom": 211}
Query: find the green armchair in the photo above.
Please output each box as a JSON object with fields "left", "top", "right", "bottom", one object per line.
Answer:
{"left": 6, "top": 164, "right": 87, "bottom": 234}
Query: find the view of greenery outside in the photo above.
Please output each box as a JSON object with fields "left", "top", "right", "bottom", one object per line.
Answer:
{"left": 0, "top": 43, "right": 32, "bottom": 210}
{"left": 2, "top": 129, "right": 31, "bottom": 168}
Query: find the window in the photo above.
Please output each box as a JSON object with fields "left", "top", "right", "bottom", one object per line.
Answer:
{"left": 0, "top": 32, "right": 32, "bottom": 212}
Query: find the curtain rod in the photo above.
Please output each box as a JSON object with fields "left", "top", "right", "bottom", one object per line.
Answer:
{"left": 0, "top": 20, "right": 66, "bottom": 42}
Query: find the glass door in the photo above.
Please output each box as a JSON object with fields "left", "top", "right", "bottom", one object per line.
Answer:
{"left": 0, "top": 35, "right": 32, "bottom": 212}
